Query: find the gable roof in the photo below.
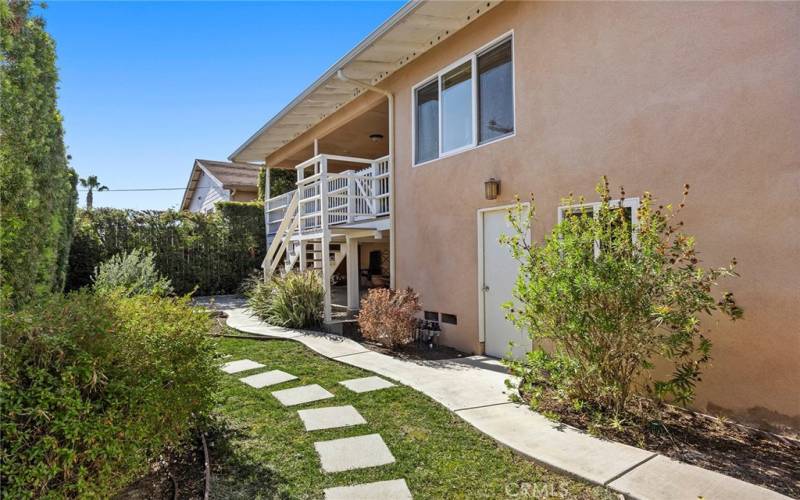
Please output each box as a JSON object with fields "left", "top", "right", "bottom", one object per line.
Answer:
{"left": 229, "top": 0, "right": 501, "bottom": 163}
{"left": 180, "top": 159, "right": 261, "bottom": 210}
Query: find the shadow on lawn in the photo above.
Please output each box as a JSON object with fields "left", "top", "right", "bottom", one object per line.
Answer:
{"left": 206, "top": 419, "right": 290, "bottom": 500}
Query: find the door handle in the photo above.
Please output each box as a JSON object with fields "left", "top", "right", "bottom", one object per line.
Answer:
{"left": 482, "top": 285, "right": 490, "bottom": 292}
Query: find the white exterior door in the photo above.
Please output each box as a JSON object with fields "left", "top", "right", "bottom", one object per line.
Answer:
{"left": 480, "top": 208, "right": 532, "bottom": 359}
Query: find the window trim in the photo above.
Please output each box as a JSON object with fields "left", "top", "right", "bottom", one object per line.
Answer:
{"left": 557, "top": 197, "right": 641, "bottom": 257}
{"left": 412, "top": 30, "right": 515, "bottom": 168}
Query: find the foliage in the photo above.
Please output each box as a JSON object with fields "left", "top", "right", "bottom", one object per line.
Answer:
{"left": 66, "top": 205, "right": 265, "bottom": 295}
{"left": 93, "top": 248, "right": 174, "bottom": 297}
{"left": 247, "top": 270, "right": 324, "bottom": 328}
{"left": 257, "top": 167, "right": 266, "bottom": 201}
{"left": 210, "top": 338, "right": 609, "bottom": 499}
{"left": 358, "top": 287, "right": 421, "bottom": 349}
{"left": 78, "top": 174, "right": 108, "bottom": 209}
{"left": 501, "top": 178, "right": 742, "bottom": 413}
{"left": 269, "top": 168, "right": 296, "bottom": 197}
{"left": 0, "top": 0, "right": 78, "bottom": 308}
{"left": 0, "top": 291, "right": 219, "bottom": 498}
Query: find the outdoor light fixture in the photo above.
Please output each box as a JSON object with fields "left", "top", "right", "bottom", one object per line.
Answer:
{"left": 484, "top": 178, "right": 500, "bottom": 200}
{"left": 369, "top": 133, "right": 384, "bottom": 143}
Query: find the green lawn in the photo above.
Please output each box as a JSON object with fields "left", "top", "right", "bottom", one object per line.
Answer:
{"left": 209, "top": 336, "right": 613, "bottom": 499}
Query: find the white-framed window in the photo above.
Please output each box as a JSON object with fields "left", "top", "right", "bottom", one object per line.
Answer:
{"left": 557, "top": 198, "right": 640, "bottom": 257}
{"left": 412, "top": 32, "right": 515, "bottom": 166}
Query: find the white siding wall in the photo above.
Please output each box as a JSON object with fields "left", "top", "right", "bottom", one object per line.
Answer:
{"left": 187, "top": 171, "right": 229, "bottom": 212}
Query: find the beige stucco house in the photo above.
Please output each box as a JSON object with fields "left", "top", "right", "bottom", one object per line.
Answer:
{"left": 180, "top": 159, "right": 260, "bottom": 212}
{"left": 229, "top": 1, "right": 800, "bottom": 430}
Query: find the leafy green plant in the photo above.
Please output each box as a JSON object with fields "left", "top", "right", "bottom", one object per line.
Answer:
{"left": 66, "top": 205, "right": 265, "bottom": 295}
{"left": 501, "top": 178, "right": 742, "bottom": 413}
{"left": 1, "top": 0, "right": 78, "bottom": 308}
{"left": 358, "top": 287, "right": 421, "bottom": 349}
{"left": 93, "top": 248, "right": 174, "bottom": 297}
{"left": 0, "top": 291, "right": 219, "bottom": 498}
{"left": 247, "top": 270, "right": 324, "bottom": 328}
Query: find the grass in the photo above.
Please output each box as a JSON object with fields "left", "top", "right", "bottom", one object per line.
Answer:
{"left": 208, "top": 334, "right": 614, "bottom": 499}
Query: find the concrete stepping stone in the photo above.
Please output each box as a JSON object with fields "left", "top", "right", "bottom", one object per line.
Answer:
{"left": 314, "top": 433, "right": 395, "bottom": 472}
{"left": 239, "top": 370, "right": 297, "bottom": 389}
{"left": 324, "top": 479, "right": 412, "bottom": 500}
{"left": 220, "top": 359, "right": 265, "bottom": 374}
{"left": 272, "top": 384, "right": 334, "bottom": 406}
{"left": 339, "top": 376, "right": 395, "bottom": 393}
{"left": 298, "top": 405, "right": 366, "bottom": 431}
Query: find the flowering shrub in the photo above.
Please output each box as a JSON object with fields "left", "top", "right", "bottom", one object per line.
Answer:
{"left": 358, "top": 288, "right": 420, "bottom": 349}
{"left": 501, "top": 178, "right": 742, "bottom": 413}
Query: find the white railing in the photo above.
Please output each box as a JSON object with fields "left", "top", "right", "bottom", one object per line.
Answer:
{"left": 265, "top": 190, "right": 295, "bottom": 246}
{"left": 267, "top": 153, "right": 389, "bottom": 237}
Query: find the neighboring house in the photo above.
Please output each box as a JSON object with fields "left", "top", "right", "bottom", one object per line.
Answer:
{"left": 180, "top": 159, "right": 261, "bottom": 212}
{"left": 229, "top": 1, "right": 799, "bottom": 430}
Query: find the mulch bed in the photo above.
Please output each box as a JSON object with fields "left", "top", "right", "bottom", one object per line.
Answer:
{"left": 521, "top": 390, "right": 800, "bottom": 497}
{"left": 360, "top": 339, "right": 467, "bottom": 361}
{"left": 115, "top": 437, "right": 206, "bottom": 500}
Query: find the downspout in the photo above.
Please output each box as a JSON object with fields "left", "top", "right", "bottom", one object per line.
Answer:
{"left": 335, "top": 70, "right": 396, "bottom": 288}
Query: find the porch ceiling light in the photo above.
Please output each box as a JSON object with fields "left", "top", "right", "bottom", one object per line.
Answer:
{"left": 484, "top": 178, "right": 500, "bottom": 200}
{"left": 369, "top": 133, "right": 384, "bottom": 143}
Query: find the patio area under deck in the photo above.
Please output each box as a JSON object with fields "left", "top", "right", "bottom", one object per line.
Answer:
{"left": 262, "top": 151, "right": 391, "bottom": 323}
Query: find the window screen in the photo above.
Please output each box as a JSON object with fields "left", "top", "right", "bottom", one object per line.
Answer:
{"left": 415, "top": 80, "right": 439, "bottom": 164}
{"left": 478, "top": 39, "right": 514, "bottom": 143}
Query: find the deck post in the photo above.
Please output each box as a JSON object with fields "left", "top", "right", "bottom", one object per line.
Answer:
{"left": 299, "top": 242, "right": 307, "bottom": 271}
{"left": 346, "top": 236, "right": 359, "bottom": 311}
{"left": 320, "top": 156, "right": 332, "bottom": 323}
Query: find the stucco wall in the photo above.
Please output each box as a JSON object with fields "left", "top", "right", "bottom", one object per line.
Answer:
{"left": 265, "top": 1, "right": 800, "bottom": 428}
{"left": 389, "top": 1, "right": 800, "bottom": 428}
{"left": 232, "top": 190, "right": 258, "bottom": 203}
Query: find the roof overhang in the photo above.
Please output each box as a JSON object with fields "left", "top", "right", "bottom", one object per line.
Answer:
{"left": 229, "top": 0, "right": 502, "bottom": 163}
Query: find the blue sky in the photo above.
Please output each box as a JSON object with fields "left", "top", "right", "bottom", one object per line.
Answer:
{"left": 39, "top": 1, "right": 404, "bottom": 209}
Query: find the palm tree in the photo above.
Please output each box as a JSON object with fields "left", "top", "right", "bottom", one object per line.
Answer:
{"left": 79, "top": 175, "right": 108, "bottom": 210}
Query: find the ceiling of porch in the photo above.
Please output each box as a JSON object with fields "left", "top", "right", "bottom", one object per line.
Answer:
{"left": 271, "top": 100, "right": 389, "bottom": 170}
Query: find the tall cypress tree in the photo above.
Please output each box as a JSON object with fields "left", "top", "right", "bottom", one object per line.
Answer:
{"left": 0, "top": 0, "right": 78, "bottom": 307}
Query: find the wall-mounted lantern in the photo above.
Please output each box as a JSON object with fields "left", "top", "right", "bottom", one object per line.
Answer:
{"left": 484, "top": 178, "right": 500, "bottom": 200}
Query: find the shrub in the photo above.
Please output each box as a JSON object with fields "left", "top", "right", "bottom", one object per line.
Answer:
{"left": 66, "top": 206, "right": 266, "bottom": 295}
{"left": 1, "top": 1, "right": 78, "bottom": 308}
{"left": 358, "top": 288, "right": 420, "bottom": 349}
{"left": 501, "top": 178, "right": 742, "bottom": 413}
{"left": 247, "top": 270, "right": 324, "bottom": 328}
{"left": 93, "top": 248, "right": 174, "bottom": 297}
{"left": 0, "top": 291, "right": 219, "bottom": 498}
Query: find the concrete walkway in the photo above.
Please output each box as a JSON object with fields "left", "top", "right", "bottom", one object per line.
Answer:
{"left": 218, "top": 302, "right": 787, "bottom": 500}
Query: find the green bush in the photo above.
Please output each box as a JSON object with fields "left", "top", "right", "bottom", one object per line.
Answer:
{"left": 93, "top": 248, "right": 174, "bottom": 297}
{"left": 502, "top": 178, "right": 742, "bottom": 413}
{"left": 66, "top": 206, "right": 265, "bottom": 295}
{"left": 0, "top": 291, "right": 219, "bottom": 498}
{"left": 247, "top": 270, "right": 323, "bottom": 328}
{"left": 1, "top": 1, "right": 78, "bottom": 308}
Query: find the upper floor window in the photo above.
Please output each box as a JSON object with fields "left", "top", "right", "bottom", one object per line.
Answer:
{"left": 558, "top": 198, "right": 640, "bottom": 257}
{"left": 413, "top": 34, "right": 514, "bottom": 166}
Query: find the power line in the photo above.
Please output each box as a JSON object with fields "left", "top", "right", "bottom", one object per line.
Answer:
{"left": 77, "top": 187, "right": 217, "bottom": 193}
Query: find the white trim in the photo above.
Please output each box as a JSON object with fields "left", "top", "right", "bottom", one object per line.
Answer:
{"left": 412, "top": 30, "right": 516, "bottom": 168}
{"left": 557, "top": 197, "right": 641, "bottom": 256}
{"left": 476, "top": 202, "right": 529, "bottom": 345}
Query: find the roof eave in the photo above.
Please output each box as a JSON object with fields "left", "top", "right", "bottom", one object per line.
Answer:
{"left": 227, "top": 0, "right": 422, "bottom": 162}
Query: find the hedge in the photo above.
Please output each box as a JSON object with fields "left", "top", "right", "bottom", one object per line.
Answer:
{"left": 0, "top": 1, "right": 78, "bottom": 308}
{"left": 66, "top": 202, "right": 266, "bottom": 295}
{"left": 0, "top": 291, "right": 218, "bottom": 498}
